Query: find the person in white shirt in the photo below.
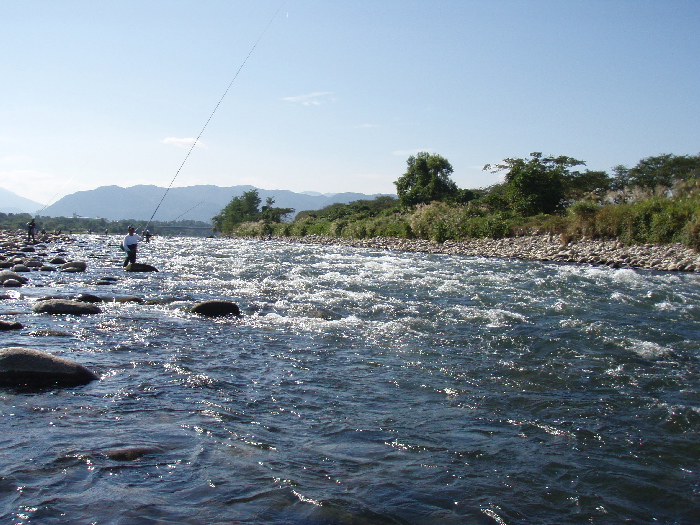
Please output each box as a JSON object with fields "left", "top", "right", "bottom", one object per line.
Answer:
{"left": 122, "top": 225, "right": 142, "bottom": 267}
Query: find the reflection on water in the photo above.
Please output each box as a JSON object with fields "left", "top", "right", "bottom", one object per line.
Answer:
{"left": 1, "top": 235, "right": 699, "bottom": 524}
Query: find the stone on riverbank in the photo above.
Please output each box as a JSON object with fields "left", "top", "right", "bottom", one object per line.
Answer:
{"left": 32, "top": 299, "right": 102, "bottom": 315}
{"left": 191, "top": 300, "right": 241, "bottom": 317}
{"left": 0, "top": 347, "right": 99, "bottom": 388}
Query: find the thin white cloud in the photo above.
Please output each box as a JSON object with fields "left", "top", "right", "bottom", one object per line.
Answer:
{"left": 161, "top": 137, "right": 207, "bottom": 149}
{"left": 282, "top": 92, "right": 334, "bottom": 106}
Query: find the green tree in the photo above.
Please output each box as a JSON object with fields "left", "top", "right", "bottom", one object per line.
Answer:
{"left": 213, "top": 189, "right": 262, "bottom": 232}
{"left": 626, "top": 153, "right": 700, "bottom": 189}
{"left": 394, "top": 152, "right": 459, "bottom": 207}
{"left": 261, "top": 197, "right": 294, "bottom": 223}
{"left": 565, "top": 169, "right": 612, "bottom": 200}
{"left": 485, "top": 152, "right": 585, "bottom": 216}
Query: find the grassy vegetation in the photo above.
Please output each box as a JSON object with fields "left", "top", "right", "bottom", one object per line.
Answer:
{"left": 224, "top": 178, "right": 700, "bottom": 250}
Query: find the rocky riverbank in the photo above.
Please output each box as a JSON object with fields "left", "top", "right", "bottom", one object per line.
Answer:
{"left": 274, "top": 234, "right": 700, "bottom": 272}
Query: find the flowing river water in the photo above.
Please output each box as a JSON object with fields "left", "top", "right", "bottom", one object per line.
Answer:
{"left": 1, "top": 235, "right": 699, "bottom": 524}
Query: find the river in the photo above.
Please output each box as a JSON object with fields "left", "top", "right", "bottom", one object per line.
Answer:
{"left": 2, "top": 235, "right": 699, "bottom": 524}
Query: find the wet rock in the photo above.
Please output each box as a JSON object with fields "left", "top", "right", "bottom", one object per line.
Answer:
{"left": 0, "top": 347, "right": 99, "bottom": 388}
{"left": 101, "top": 445, "right": 164, "bottom": 461}
{"left": 0, "top": 320, "right": 23, "bottom": 330}
{"left": 191, "top": 300, "right": 241, "bottom": 317}
{"left": 113, "top": 296, "right": 144, "bottom": 304}
{"left": 50, "top": 257, "right": 67, "bottom": 264}
{"left": 2, "top": 279, "right": 23, "bottom": 288}
{"left": 60, "top": 261, "right": 87, "bottom": 273}
{"left": 11, "top": 264, "right": 30, "bottom": 273}
{"left": 75, "top": 293, "right": 103, "bottom": 303}
{"left": 40, "top": 266, "right": 56, "bottom": 271}
{"left": 124, "top": 262, "right": 158, "bottom": 272}
{"left": 32, "top": 299, "right": 102, "bottom": 315}
{"left": 28, "top": 329, "right": 73, "bottom": 337}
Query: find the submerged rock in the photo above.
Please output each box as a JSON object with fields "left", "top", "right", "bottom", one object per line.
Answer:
{"left": 124, "top": 262, "right": 159, "bottom": 272}
{"left": 191, "top": 300, "right": 241, "bottom": 317}
{"left": 101, "top": 445, "right": 164, "bottom": 461}
{"left": 32, "top": 299, "right": 102, "bottom": 315}
{"left": 0, "top": 320, "right": 23, "bottom": 330}
{"left": 0, "top": 347, "right": 99, "bottom": 388}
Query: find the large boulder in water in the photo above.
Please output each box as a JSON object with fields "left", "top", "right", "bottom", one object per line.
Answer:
{"left": 0, "top": 270, "right": 28, "bottom": 285}
{"left": 32, "top": 299, "right": 102, "bottom": 315}
{"left": 60, "top": 261, "right": 87, "bottom": 273}
{"left": 0, "top": 347, "right": 99, "bottom": 388}
{"left": 124, "top": 262, "right": 158, "bottom": 272}
{"left": 191, "top": 300, "right": 241, "bottom": 317}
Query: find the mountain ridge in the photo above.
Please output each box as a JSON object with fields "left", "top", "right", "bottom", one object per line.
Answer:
{"left": 30, "top": 185, "right": 394, "bottom": 222}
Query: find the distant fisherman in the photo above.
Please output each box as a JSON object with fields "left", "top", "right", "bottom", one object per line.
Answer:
{"left": 122, "top": 225, "right": 142, "bottom": 267}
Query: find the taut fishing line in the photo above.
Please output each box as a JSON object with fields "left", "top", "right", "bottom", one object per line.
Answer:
{"left": 144, "top": 1, "right": 288, "bottom": 231}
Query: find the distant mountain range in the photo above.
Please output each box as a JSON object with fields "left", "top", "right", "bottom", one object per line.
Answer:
{"left": 0, "top": 187, "right": 43, "bottom": 214}
{"left": 0, "top": 185, "right": 394, "bottom": 223}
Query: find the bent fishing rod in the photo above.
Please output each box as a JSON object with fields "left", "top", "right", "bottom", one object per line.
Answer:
{"left": 142, "top": 1, "right": 288, "bottom": 234}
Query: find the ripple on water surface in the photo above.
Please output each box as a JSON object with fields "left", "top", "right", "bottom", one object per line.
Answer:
{"left": 2, "top": 236, "right": 699, "bottom": 524}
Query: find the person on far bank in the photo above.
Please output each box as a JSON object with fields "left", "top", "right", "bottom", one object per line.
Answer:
{"left": 122, "top": 225, "right": 142, "bottom": 267}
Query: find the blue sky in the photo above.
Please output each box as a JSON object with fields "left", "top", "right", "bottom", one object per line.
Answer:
{"left": 1, "top": 0, "right": 698, "bottom": 206}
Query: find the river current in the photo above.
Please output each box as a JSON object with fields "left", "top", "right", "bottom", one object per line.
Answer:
{"left": 1, "top": 235, "right": 699, "bottom": 524}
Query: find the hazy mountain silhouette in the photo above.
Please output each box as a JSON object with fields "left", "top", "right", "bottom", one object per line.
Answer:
{"left": 0, "top": 187, "right": 43, "bottom": 214}
{"left": 37, "top": 185, "right": 394, "bottom": 222}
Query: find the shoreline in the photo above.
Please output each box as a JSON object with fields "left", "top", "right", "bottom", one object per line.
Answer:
{"left": 269, "top": 234, "right": 700, "bottom": 272}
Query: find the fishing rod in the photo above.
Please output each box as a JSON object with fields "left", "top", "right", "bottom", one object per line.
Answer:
{"left": 143, "top": 1, "right": 288, "bottom": 233}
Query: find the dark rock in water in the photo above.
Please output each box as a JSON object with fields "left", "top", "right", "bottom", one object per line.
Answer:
{"left": 2, "top": 279, "right": 22, "bottom": 288}
{"left": 0, "top": 320, "right": 23, "bottom": 330}
{"left": 28, "top": 329, "right": 73, "bottom": 337}
{"left": 0, "top": 261, "right": 13, "bottom": 268}
{"left": 0, "top": 347, "right": 99, "bottom": 388}
{"left": 124, "top": 262, "right": 158, "bottom": 272}
{"left": 32, "top": 299, "right": 102, "bottom": 315}
{"left": 0, "top": 270, "right": 28, "bottom": 285}
{"left": 101, "top": 445, "right": 164, "bottom": 461}
{"left": 39, "top": 266, "right": 56, "bottom": 271}
{"left": 19, "top": 246, "right": 35, "bottom": 252}
{"left": 50, "top": 257, "right": 67, "bottom": 264}
{"left": 191, "top": 300, "right": 241, "bottom": 317}
{"left": 60, "top": 261, "right": 87, "bottom": 272}
{"left": 11, "top": 264, "right": 30, "bottom": 273}
{"left": 75, "top": 293, "right": 103, "bottom": 303}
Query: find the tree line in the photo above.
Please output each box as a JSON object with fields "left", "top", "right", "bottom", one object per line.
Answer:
{"left": 215, "top": 151, "right": 700, "bottom": 248}
{"left": 0, "top": 214, "right": 214, "bottom": 237}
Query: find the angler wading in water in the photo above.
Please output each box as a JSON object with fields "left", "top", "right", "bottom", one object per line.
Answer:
{"left": 122, "top": 225, "right": 142, "bottom": 267}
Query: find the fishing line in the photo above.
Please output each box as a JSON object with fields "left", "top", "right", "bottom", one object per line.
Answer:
{"left": 144, "top": 1, "right": 288, "bottom": 231}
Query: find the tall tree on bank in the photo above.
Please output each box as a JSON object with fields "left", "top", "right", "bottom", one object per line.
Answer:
{"left": 395, "top": 152, "right": 467, "bottom": 207}
{"left": 485, "top": 152, "right": 586, "bottom": 215}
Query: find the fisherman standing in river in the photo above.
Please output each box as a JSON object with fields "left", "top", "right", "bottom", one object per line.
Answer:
{"left": 122, "top": 225, "right": 142, "bottom": 268}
